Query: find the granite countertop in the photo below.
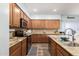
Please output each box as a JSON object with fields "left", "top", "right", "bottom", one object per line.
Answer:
{"left": 9, "top": 37, "right": 26, "bottom": 48}
{"left": 32, "top": 32, "right": 61, "bottom": 35}
{"left": 48, "top": 35, "right": 79, "bottom": 56}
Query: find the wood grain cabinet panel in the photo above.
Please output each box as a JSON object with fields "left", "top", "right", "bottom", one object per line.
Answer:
{"left": 32, "top": 34, "right": 48, "bottom": 43}
{"left": 9, "top": 3, "right": 32, "bottom": 28}
{"left": 9, "top": 42, "right": 21, "bottom": 56}
{"left": 21, "top": 39, "right": 27, "bottom": 56}
{"left": 9, "top": 3, "right": 13, "bottom": 27}
{"left": 12, "top": 3, "right": 20, "bottom": 27}
{"left": 9, "top": 38, "right": 29, "bottom": 56}
{"left": 10, "top": 47, "right": 21, "bottom": 56}
{"left": 56, "top": 44, "right": 72, "bottom": 56}
{"left": 31, "top": 19, "right": 60, "bottom": 29}
{"left": 20, "top": 10, "right": 24, "bottom": 18}
{"left": 48, "top": 37, "right": 56, "bottom": 56}
{"left": 31, "top": 20, "right": 39, "bottom": 29}
{"left": 48, "top": 37, "right": 72, "bottom": 56}
{"left": 27, "top": 20, "right": 32, "bottom": 29}
{"left": 57, "top": 50, "right": 63, "bottom": 56}
{"left": 45, "top": 20, "right": 60, "bottom": 29}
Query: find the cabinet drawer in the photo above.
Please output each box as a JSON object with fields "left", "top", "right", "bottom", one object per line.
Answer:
{"left": 9, "top": 42, "right": 21, "bottom": 54}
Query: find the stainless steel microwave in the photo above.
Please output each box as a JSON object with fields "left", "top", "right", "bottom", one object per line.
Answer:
{"left": 20, "top": 18, "right": 27, "bottom": 28}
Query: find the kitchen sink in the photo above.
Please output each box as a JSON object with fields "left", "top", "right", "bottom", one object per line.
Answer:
{"left": 59, "top": 37, "right": 79, "bottom": 47}
{"left": 61, "top": 41, "right": 79, "bottom": 47}
{"left": 64, "top": 42, "right": 79, "bottom": 47}
{"left": 60, "top": 37, "right": 69, "bottom": 42}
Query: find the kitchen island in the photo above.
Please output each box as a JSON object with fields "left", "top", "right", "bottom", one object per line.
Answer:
{"left": 48, "top": 35, "right": 79, "bottom": 56}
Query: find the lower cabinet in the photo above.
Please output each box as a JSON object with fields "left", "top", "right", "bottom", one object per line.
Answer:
{"left": 9, "top": 37, "right": 30, "bottom": 56}
{"left": 32, "top": 34, "right": 48, "bottom": 43}
{"left": 48, "top": 37, "right": 72, "bottom": 56}
{"left": 21, "top": 38, "right": 27, "bottom": 56}
{"left": 9, "top": 42, "right": 22, "bottom": 56}
{"left": 48, "top": 38, "right": 56, "bottom": 56}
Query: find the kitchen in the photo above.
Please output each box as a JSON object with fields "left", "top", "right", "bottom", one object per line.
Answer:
{"left": 1, "top": 3, "right": 79, "bottom": 56}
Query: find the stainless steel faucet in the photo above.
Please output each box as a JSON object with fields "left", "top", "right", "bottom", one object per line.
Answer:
{"left": 65, "top": 28, "right": 76, "bottom": 46}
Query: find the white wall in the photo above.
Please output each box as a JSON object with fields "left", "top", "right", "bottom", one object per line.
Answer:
{"left": 0, "top": 3, "right": 9, "bottom": 56}
{"left": 60, "top": 15, "right": 79, "bottom": 32}
{"left": 30, "top": 15, "right": 61, "bottom": 19}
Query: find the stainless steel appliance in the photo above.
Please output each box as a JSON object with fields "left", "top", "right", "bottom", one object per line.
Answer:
{"left": 20, "top": 18, "right": 27, "bottom": 28}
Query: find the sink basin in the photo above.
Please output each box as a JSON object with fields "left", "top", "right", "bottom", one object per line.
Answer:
{"left": 62, "top": 42, "right": 79, "bottom": 47}
{"left": 60, "top": 37, "right": 69, "bottom": 42}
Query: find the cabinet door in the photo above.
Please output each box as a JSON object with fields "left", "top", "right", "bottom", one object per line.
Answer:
{"left": 39, "top": 35, "right": 48, "bottom": 43}
{"left": 50, "top": 40, "right": 57, "bottom": 56}
{"left": 22, "top": 39, "right": 27, "bottom": 56}
{"left": 32, "top": 34, "right": 37, "bottom": 43}
{"left": 57, "top": 50, "right": 63, "bottom": 56}
{"left": 45, "top": 20, "right": 60, "bottom": 29}
{"left": 32, "top": 34, "right": 48, "bottom": 43}
{"left": 56, "top": 44, "right": 72, "bottom": 56}
{"left": 10, "top": 47, "right": 21, "bottom": 56}
{"left": 48, "top": 37, "right": 57, "bottom": 56}
{"left": 27, "top": 20, "right": 32, "bottom": 29}
{"left": 39, "top": 20, "right": 45, "bottom": 29}
{"left": 20, "top": 10, "right": 24, "bottom": 18}
{"left": 31, "top": 20, "right": 40, "bottom": 29}
{"left": 13, "top": 4, "right": 20, "bottom": 27}
{"left": 9, "top": 3, "right": 13, "bottom": 27}
{"left": 24, "top": 14, "right": 26, "bottom": 20}
{"left": 9, "top": 42, "right": 21, "bottom": 56}
{"left": 31, "top": 20, "right": 45, "bottom": 29}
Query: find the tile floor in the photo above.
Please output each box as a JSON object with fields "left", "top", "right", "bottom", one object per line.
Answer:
{"left": 27, "top": 43, "right": 50, "bottom": 56}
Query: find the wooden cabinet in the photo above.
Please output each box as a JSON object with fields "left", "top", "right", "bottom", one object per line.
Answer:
{"left": 10, "top": 47, "right": 21, "bottom": 56}
{"left": 48, "top": 37, "right": 56, "bottom": 56}
{"left": 32, "top": 34, "right": 48, "bottom": 43}
{"left": 56, "top": 44, "right": 72, "bottom": 56}
{"left": 9, "top": 37, "right": 29, "bottom": 56}
{"left": 39, "top": 20, "right": 45, "bottom": 28}
{"left": 31, "top": 19, "right": 60, "bottom": 29}
{"left": 12, "top": 3, "right": 20, "bottom": 27}
{"left": 9, "top": 3, "right": 13, "bottom": 27}
{"left": 9, "top": 3, "right": 20, "bottom": 28}
{"left": 21, "top": 38, "right": 27, "bottom": 56}
{"left": 9, "top": 3, "right": 31, "bottom": 29}
{"left": 48, "top": 37, "right": 72, "bottom": 56}
{"left": 45, "top": 20, "right": 60, "bottom": 29}
{"left": 9, "top": 42, "right": 21, "bottom": 56}
{"left": 27, "top": 20, "right": 32, "bottom": 29}
{"left": 20, "top": 10, "right": 24, "bottom": 18}
{"left": 31, "top": 20, "right": 39, "bottom": 29}
{"left": 31, "top": 20, "right": 45, "bottom": 29}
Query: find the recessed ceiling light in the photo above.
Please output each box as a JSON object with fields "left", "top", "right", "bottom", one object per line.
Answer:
{"left": 33, "top": 9, "right": 37, "bottom": 12}
{"left": 53, "top": 9, "right": 57, "bottom": 12}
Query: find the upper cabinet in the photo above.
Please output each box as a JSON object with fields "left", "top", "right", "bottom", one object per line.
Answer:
{"left": 9, "top": 3, "right": 13, "bottom": 27}
{"left": 9, "top": 3, "right": 20, "bottom": 28}
{"left": 20, "top": 10, "right": 24, "bottom": 19}
{"left": 12, "top": 3, "right": 21, "bottom": 28}
{"left": 31, "top": 19, "right": 60, "bottom": 29}
{"left": 45, "top": 20, "right": 60, "bottom": 29}
{"left": 9, "top": 3, "right": 31, "bottom": 29}
{"left": 31, "top": 20, "right": 40, "bottom": 29}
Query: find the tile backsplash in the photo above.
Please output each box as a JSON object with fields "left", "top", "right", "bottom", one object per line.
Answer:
{"left": 9, "top": 29, "right": 15, "bottom": 39}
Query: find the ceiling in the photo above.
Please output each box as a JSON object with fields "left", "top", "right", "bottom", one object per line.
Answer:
{"left": 18, "top": 3, "right": 79, "bottom": 16}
